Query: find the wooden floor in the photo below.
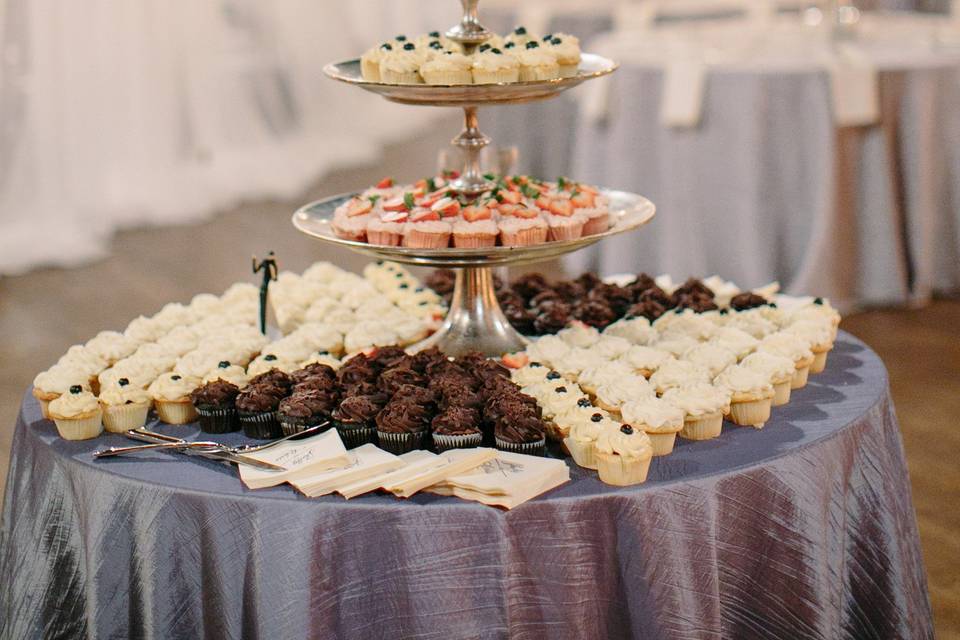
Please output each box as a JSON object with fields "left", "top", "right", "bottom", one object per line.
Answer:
{"left": 0, "top": 122, "right": 957, "bottom": 637}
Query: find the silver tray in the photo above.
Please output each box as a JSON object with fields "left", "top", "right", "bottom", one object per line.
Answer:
{"left": 322, "top": 53, "right": 618, "bottom": 107}
{"left": 292, "top": 188, "right": 655, "bottom": 268}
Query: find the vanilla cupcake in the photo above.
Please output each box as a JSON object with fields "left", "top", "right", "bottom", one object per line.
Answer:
{"left": 655, "top": 310, "right": 717, "bottom": 341}
{"left": 784, "top": 298, "right": 841, "bottom": 341}
{"left": 420, "top": 51, "right": 473, "bottom": 85}
{"left": 603, "top": 316, "right": 659, "bottom": 346}
{"left": 594, "top": 375, "right": 655, "bottom": 415}
{"left": 618, "top": 345, "right": 674, "bottom": 378}
{"left": 649, "top": 359, "right": 712, "bottom": 395}
{"left": 471, "top": 47, "right": 520, "bottom": 84}
{"left": 593, "top": 335, "right": 633, "bottom": 360}
{"left": 550, "top": 401, "right": 598, "bottom": 443}
{"left": 740, "top": 351, "right": 796, "bottom": 406}
{"left": 620, "top": 397, "right": 685, "bottom": 456}
{"left": 758, "top": 332, "right": 815, "bottom": 389}
{"left": 99, "top": 380, "right": 152, "bottom": 432}
{"left": 32, "top": 365, "right": 91, "bottom": 419}
{"left": 653, "top": 335, "right": 700, "bottom": 359}
{"left": 524, "top": 334, "right": 571, "bottom": 366}
{"left": 577, "top": 360, "right": 634, "bottom": 396}
{"left": 714, "top": 365, "right": 775, "bottom": 428}
{"left": 558, "top": 321, "right": 601, "bottom": 348}
{"left": 594, "top": 424, "right": 654, "bottom": 486}
{"left": 709, "top": 326, "right": 760, "bottom": 361}
{"left": 361, "top": 42, "right": 393, "bottom": 81}
{"left": 782, "top": 319, "right": 835, "bottom": 374}
{"left": 48, "top": 386, "right": 103, "bottom": 440}
{"left": 550, "top": 347, "right": 606, "bottom": 378}
{"left": 201, "top": 361, "right": 250, "bottom": 388}
{"left": 510, "top": 361, "right": 553, "bottom": 387}
{"left": 563, "top": 410, "right": 618, "bottom": 470}
{"left": 681, "top": 342, "right": 737, "bottom": 378}
{"left": 540, "top": 382, "right": 587, "bottom": 419}
{"left": 505, "top": 25, "right": 538, "bottom": 48}
{"left": 379, "top": 43, "right": 423, "bottom": 84}
{"left": 661, "top": 383, "right": 731, "bottom": 441}
{"left": 543, "top": 33, "right": 581, "bottom": 77}
{"left": 84, "top": 330, "right": 138, "bottom": 366}
{"left": 299, "top": 351, "right": 342, "bottom": 370}
{"left": 148, "top": 373, "right": 200, "bottom": 424}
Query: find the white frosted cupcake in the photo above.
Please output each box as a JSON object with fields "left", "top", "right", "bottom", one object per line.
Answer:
{"left": 201, "top": 362, "right": 250, "bottom": 389}
{"left": 420, "top": 51, "right": 473, "bottom": 85}
{"left": 510, "top": 362, "right": 553, "bottom": 387}
{"left": 48, "top": 386, "right": 103, "bottom": 440}
{"left": 516, "top": 41, "right": 559, "bottom": 81}
{"left": 714, "top": 365, "right": 775, "bottom": 428}
{"left": 595, "top": 424, "right": 654, "bottom": 486}
{"left": 723, "top": 310, "right": 779, "bottom": 339}
{"left": 84, "top": 330, "right": 138, "bottom": 366}
{"left": 653, "top": 335, "right": 700, "bottom": 359}
{"left": 740, "top": 351, "right": 796, "bottom": 406}
{"left": 785, "top": 298, "right": 841, "bottom": 341}
{"left": 709, "top": 327, "right": 760, "bottom": 361}
{"left": 563, "top": 410, "right": 618, "bottom": 470}
{"left": 593, "top": 335, "right": 633, "bottom": 360}
{"left": 618, "top": 345, "right": 674, "bottom": 378}
{"left": 148, "top": 373, "right": 201, "bottom": 424}
{"left": 525, "top": 334, "right": 571, "bottom": 366}
{"left": 544, "top": 33, "right": 581, "bottom": 77}
{"left": 594, "top": 375, "right": 655, "bottom": 415}
{"left": 361, "top": 42, "right": 393, "bottom": 81}
{"left": 344, "top": 321, "right": 400, "bottom": 354}
{"left": 782, "top": 319, "right": 835, "bottom": 374}
{"left": 379, "top": 43, "right": 423, "bottom": 84}
{"left": 661, "top": 383, "right": 731, "bottom": 441}
{"left": 649, "top": 359, "right": 712, "bottom": 395}
{"left": 505, "top": 26, "right": 538, "bottom": 48}
{"left": 603, "top": 316, "right": 658, "bottom": 346}
{"left": 472, "top": 47, "right": 520, "bottom": 84}
{"left": 577, "top": 360, "right": 634, "bottom": 396}
{"left": 32, "top": 365, "right": 91, "bottom": 419}
{"left": 539, "top": 382, "right": 587, "bottom": 419}
{"left": 681, "top": 343, "right": 738, "bottom": 378}
{"left": 655, "top": 310, "right": 717, "bottom": 341}
{"left": 99, "top": 381, "right": 152, "bottom": 432}
{"left": 550, "top": 347, "right": 605, "bottom": 378}
{"left": 621, "top": 397, "right": 685, "bottom": 456}
{"left": 758, "top": 332, "right": 815, "bottom": 389}
{"left": 299, "top": 351, "right": 342, "bottom": 370}
{"left": 558, "top": 321, "right": 601, "bottom": 348}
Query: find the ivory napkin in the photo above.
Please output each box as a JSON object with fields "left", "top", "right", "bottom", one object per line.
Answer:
{"left": 238, "top": 429, "right": 349, "bottom": 490}
{"left": 336, "top": 449, "right": 438, "bottom": 499}
{"left": 290, "top": 444, "right": 403, "bottom": 497}
{"left": 427, "top": 451, "right": 570, "bottom": 509}
{"left": 388, "top": 448, "right": 497, "bottom": 498}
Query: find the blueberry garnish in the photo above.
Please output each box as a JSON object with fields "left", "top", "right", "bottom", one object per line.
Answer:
{"left": 814, "top": 297, "right": 824, "bottom": 305}
{"left": 399, "top": 283, "right": 409, "bottom": 289}
{"left": 514, "top": 26, "right": 527, "bottom": 35}
{"left": 415, "top": 287, "right": 424, "bottom": 292}
{"left": 265, "top": 354, "right": 277, "bottom": 361}
{"left": 719, "top": 308, "right": 729, "bottom": 315}
{"left": 620, "top": 424, "right": 635, "bottom": 435}
{"left": 429, "top": 41, "right": 442, "bottom": 50}
{"left": 491, "top": 48, "right": 502, "bottom": 54}
{"left": 555, "top": 386, "right": 567, "bottom": 393}
{"left": 551, "top": 37, "right": 562, "bottom": 45}
{"left": 319, "top": 351, "right": 329, "bottom": 355}
{"left": 428, "top": 31, "right": 440, "bottom": 37}
{"left": 479, "top": 44, "right": 491, "bottom": 52}
{"left": 395, "top": 273, "right": 403, "bottom": 278}
{"left": 218, "top": 361, "right": 230, "bottom": 368}
{"left": 504, "top": 42, "right": 516, "bottom": 49}
{"left": 577, "top": 398, "right": 592, "bottom": 408}
{"left": 525, "top": 41, "right": 539, "bottom": 49}
{"left": 419, "top": 301, "right": 428, "bottom": 306}
{"left": 171, "top": 375, "right": 182, "bottom": 381}
{"left": 395, "top": 35, "right": 407, "bottom": 42}
{"left": 542, "top": 34, "right": 553, "bottom": 42}
{"left": 590, "top": 413, "right": 603, "bottom": 422}
{"left": 380, "top": 43, "right": 392, "bottom": 51}
{"left": 69, "top": 384, "right": 82, "bottom": 394}
{"left": 402, "top": 43, "right": 415, "bottom": 51}
{"left": 769, "top": 303, "right": 778, "bottom": 308}
{"left": 546, "top": 371, "right": 561, "bottom": 380}
{"left": 530, "top": 361, "right": 543, "bottom": 368}
{"left": 118, "top": 378, "right": 130, "bottom": 386}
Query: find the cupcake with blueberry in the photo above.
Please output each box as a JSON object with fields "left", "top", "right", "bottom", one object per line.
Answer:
{"left": 361, "top": 41, "right": 393, "bottom": 82}
{"left": 32, "top": 365, "right": 91, "bottom": 419}
{"left": 48, "top": 385, "right": 103, "bottom": 440}
{"left": 620, "top": 397, "right": 685, "bottom": 457}
{"left": 99, "top": 377, "right": 152, "bottom": 432}
{"left": 471, "top": 46, "right": 520, "bottom": 84}
{"left": 190, "top": 379, "right": 241, "bottom": 434}
{"left": 201, "top": 360, "right": 249, "bottom": 389}
{"left": 563, "top": 409, "right": 618, "bottom": 469}
{"left": 505, "top": 25, "right": 538, "bottom": 48}
{"left": 148, "top": 372, "right": 200, "bottom": 424}
{"left": 543, "top": 33, "right": 581, "bottom": 77}
{"left": 595, "top": 424, "right": 654, "bottom": 486}
{"left": 379, "top": 42, "right": 423, "bottom": 84}
{"left": 517, "top": 41, "right": 559, "bottom": 81}
{"left": 235, "top": 383, "right": 286, "bottom": 439}
{"left": 420, "top": 50, "right": 474, "bottom": 85}
{"left": 431, "top": 406, "right": 483, "bottom": 451}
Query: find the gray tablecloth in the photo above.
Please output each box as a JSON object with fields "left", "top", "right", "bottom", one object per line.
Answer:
{"left": 483, "top": 53, "right": 960, "bottom": 310}
{"left": 0, "top": 333, "right": 933, "bottom": 639}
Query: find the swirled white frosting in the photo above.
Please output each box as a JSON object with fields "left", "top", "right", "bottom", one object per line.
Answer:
{"left": 595, "top": 425, "right": 653, "bottom": 460}
{"left": 98, "top": 384, "right": 151, "bottom": 407}
{"left": 558, "top": 322, "right": 601, "bottom": 348}
{"left": 758, "top": 332, "right": 814, "bottom": 363}
{"left": 202, "top": 364, "right": 249, "bottom": 388}
{"left": 593, "top": 335, "right": 633, "bottom": 360}
{"left": 661, "top": 383, "right": 731, "bottom": 416}
{"left": 709, "top": 327, "right": 760, "bottom": 360}
{"left": 568, "top": 411, "right": 618, "bottom": 444}
{"left": 620, "top": 397, "right": 685, "bottom": 432}
{"left": 148, "top": 373, "right": 200, "bottom": 401}
{"left": 714, "top": 364, "right": 774, "bottom": 397}
{"left": 85, "top": 331, "right": 138, "bottom": 364}
{"left": 48, "top": 388, "right": 99, "bottom": 417}
{"left": 595, "top": 375, "right": 655, "bottom": 408}
{"left": 603, "top": 316, "right": 658, "bottom": 345}
{"left": 526, "top": 335, "right": 571, "bottom": 367}
{"left": 782, "top": 320, "right": 833, "bottom": 348}
{"left": 577, "top": 361, "right": 635, "bottom": 390}
{"left": 655, "top": 310, "right": 717, "bottom": 341}
{"left": 681, "top": 343, "right": 738, "bottom": 377}
{"left": 618, "top": 345, "right": 674, "bottom": 373}
{"left": 740, "top": 351, "right": 796, "bottom": 381}
{"left": 653, "top": 335, "right": 700, "bottom": 358}
{"left": 649, "top": 359, "right": 712, "bottom": 393}
{"left": 510, "top": 363, "right": 552, "bottom": 387}
{"left": 33, "top": 365, "right": 91, "bottom": 395}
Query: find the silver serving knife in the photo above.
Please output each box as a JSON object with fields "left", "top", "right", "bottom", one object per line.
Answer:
{"left": 125, "top": 429, "right": 286, "bottom": 471}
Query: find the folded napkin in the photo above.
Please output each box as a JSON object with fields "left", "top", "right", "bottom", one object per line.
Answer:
{"left": 823, "top": 42, "right": 880, "bottom": 127}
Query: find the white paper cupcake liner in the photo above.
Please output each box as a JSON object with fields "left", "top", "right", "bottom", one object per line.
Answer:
{"left": 495, "top": 436, "right": 546, "bottom": 457}
{"left": 432, "top": 432, "right": 482, "bottom": 452}
{"left": 679, "top": 412, "right": 723, "bottom": 441}
{"left": 53, "top": 411, "right": 103, "bottom": 441}
{"left": 102, "top": 402, "right": 150, "bottom": 433}
{"left": 596, "top": 451, "right": 652, "bottom": 486}
{"left": 646, "top": 432, "right": 678, "bottom": 457}
{"left": 155, "top": 400, "right": 197, "bottom": 425}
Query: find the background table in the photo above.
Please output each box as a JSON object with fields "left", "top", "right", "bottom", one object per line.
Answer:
{"left": 0, "top": 333, "right": 932, "bottom": 639}
{"left": 482, "top": 14, "right": 960, "bottom": 310}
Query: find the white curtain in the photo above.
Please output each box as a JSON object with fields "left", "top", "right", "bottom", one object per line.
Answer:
{"left": 0, "top": 0, "right": 459, "bottom": 275}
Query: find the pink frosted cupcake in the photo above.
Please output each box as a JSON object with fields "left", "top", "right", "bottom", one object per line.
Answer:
{"left": 545, "top": 211, "right": 586, "bottom": 242}
{"left": 331, "top": 196, "right": 373, "bottom": 241}
{"left": 579, "top": 207, "right": 610, "bottom": 236}
{"left": 403, "top": 209, "right": 452, "bottom": 248}
{"left": 497, "top": 204, "right": 547, "bottom": 246}
{"left": 452, "top": 205, "right": 498, "bottom": 248}
{"left": 367, "top": 210, "right": 408, "bottom": 246}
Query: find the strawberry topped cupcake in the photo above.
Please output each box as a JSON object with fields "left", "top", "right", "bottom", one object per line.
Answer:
{"left": 497, "top": 203, "right": 547, "bottom": 246}
{"left": 452, "top": 204, "right": 498, "bottom": 248}
{"left": 332, "top": 195, "right": 375, "bottom": 241}
{"left": 403, "top": 206, "right": 452, "bottom": 248}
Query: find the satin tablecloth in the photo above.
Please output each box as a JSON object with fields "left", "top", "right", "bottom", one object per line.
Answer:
{"left": 0, "top": 333, "right": 932, "bottom": 639}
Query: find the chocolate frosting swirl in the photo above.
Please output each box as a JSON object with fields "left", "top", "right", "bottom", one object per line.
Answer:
{"left": 290, "top": 363, "right": 336, "bottom": 385}
{"left": 627, "top": 299, "right": 668, "bottom": 322}
{"left": 190, "top": 380, "right": 240, "bottom": 409}
{"left": 334, "top": 394, "right": 385, "bottom": 426}
{"left": 248, "top": 369, "right": 293, "bottom": 391}
{"left": 236, "top": 385, "right": 284, "bottom": 413}
{"left": 378, "top": 365, "right": 427, "bottom": 395}
{"left": 573, "top": 299, "right": 617, "bottom": 329}
{"left": 376, "top": 399, "right": 431, "bottom": 433}
{"left": 278, "top": 390, "right": 338, "bottom": 420}
{"left": 494, "top": 409, "right": 544, "bottom": 444}
{"left": 431, "top": 406, "right": 481, "bottom": 436}
{"left": 370, "top": 346, "right": 409, "bottom": 370}
{"left": 292, "top": 375, "right": 340, "bottom": 396}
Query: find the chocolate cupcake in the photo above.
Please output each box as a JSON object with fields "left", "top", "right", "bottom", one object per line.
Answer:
{"left": 235, "top": 384, "right": 285, "bottom": 439}
{"left": 292, "top": 374, "right": 340, "bottom": 395}
{"left": 337, "top": 353, "right": 379, "bottom": 390}
{"left": 378, "top": 365, "right": 427, "bottom": 395}
{"left": 533, "top": 301, "right": 572, "bottom": 335}
{"left": 190, "top": 380, "right": 240, "bottom": 434}
{"left": 290, "top": 363, "right": 337, "bottom": 386}
{"left": 369, "top": 346, "right": 409, "bottom": 370}
{"left": 277, "top": 389, "right": 337, "bottom": 435}
{"left": 409, "top": 347, "right": 447, "bottom": 374}
{"left": 375, "top": 399, "right": 429, "bottom": 454}
{"left": 332, "top": 394, "right": 384, "bottom": 448}
{"left": 573, "top": 299, "right": 617, "bottom": 329}
{"left": 431, "top": 406, "right": 482, "bottom": 451}
{"left": 248, "top": 369, "right": 293, "bottom": 393}
{"left": 494, "top": 406, "right": 546, "bottom": 456}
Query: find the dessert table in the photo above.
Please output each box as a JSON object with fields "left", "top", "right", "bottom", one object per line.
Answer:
{"left": 483, "top": 15, "right": 960, "bottom": 310}
{"left": 0, "top": 331, "right": 933, "bottom": 639}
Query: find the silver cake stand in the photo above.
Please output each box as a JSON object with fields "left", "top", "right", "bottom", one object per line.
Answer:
{"left": 297, "top": 0, "right": 656, "bottom": 356}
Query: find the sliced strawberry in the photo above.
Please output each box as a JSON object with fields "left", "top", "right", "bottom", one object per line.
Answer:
{"left": 346, "top": 197, "right": 372, "bottom": 217}
{"left": 376, "top": 177, "right": 394, "bottom": 189}
{"left": 499, "top": 190, "right": 522, "bottom": 204}
{"left": 462, "top": 205, "right": 492, "bottom": 222}
{"left": 382, "top": 196, "right": 408, "bottom": 212}
{"left": 548, "top": 198, "right": 574, "bottom": 217}
{"left": 571, "top": 192, "right": 596, "bottom": 208}
{"left": 410, "top": 208, "right": 440, "bottom": 222}
{"left": 382, "top": 210, "right": 408, "bottom": 223}
{"left": 500, "top": 203, "right": 539, "bottom": 219}
{"left": 535, "top": 195, "right": 552, "bottom": 211}
{"left": 431, "top": 197, "right": 461, "bottom": 217}
{"left": 501, "top": 352, "right": 529, "bottom": 369}
{"left": 578, "top": 184, "right": 599, "bottom": 196}
{"left": 419, "top": 189, "right": 448, "bottom": 208}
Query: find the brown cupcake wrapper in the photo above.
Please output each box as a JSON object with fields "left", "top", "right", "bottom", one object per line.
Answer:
{"left": 195, "top": 406, "right": 239, "bottom": 434}
{"left": 279, "top": 416, "right": 330, "bottom": 437}
{"left": 335, "top": 422, "right": 375, "bottom": 449}
{"left": 239, "top": 410, "right": 282, "bottom": 440}
{"left": 376, "top": 430, "right": 426, "bottom": 455}
{"left": 494, "top": 436, "right": 546, "bottom": 457}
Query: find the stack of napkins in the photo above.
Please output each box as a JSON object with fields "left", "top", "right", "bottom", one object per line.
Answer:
{"left": 427, "top": 451, "right": 570, "bottom": 509}
{"left": 238, "top": 429, "right": 350, "bottom": 489}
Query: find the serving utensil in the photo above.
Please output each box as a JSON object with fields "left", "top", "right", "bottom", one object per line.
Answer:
{"left": 122, "top": 429, "right": 287, "bottom": 471}
{"left": 94, "top": 441, "right": 223, "bottom": 458}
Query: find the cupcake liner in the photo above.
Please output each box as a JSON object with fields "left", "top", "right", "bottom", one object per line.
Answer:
{"left": 380, "top": 69, "right": 422, "bottom": 85}
{"left": 452, "top": 232, "right": 497, "bottom": 248}
{"left": 366, "top": 230, "right": 403, "bottom": 246}
{"left": 403, "top": 229, "right": 450, "bottom": 248}
{"left": 155, "top": 400, "right": 198, "bottom": 425}
{"left": 196, "top": 406, "right": 240, "bottom": 434}
{"left": 422, "top": 69, "right": 472, "bottom": 85}
{"left": 679, "top": 412, "right": 723, "bottom": 441}
{"left": 360, "top": 58, "right": 380, "bottom": 82}
{"left": 558, "top": 64, "right": 579, "bottom": 78}
{"left": 53, "top": 410, "right": 103, "bottom": 441}
{"left": 596, "top": 451, "right": 652, "bottom": 486}
{"left": 581, "top": 213, "right": 610, "bottom": 236}
{"left": 376, "top": 430, "right": 426, "bottom": 455}
{"left": 472, "top": 68, "right": 520, "bottom": 84}
{"left": 564, "top": 437, "right": 597, "bottom": 469}
{"left": 791, "top": 364, "right": 811, "bottom": 390}
{"left": 32, "top": 388, "right": 59, "bottom": 420}
{"left": 728, "top": 398, "right": 773, "bottom": 428}
{"left": 772, "top": 380, "right": 792, "bottom": 406}
{"left": 278, "top": 415, "right": 330, "bottom": 437}
{"left": 810, "top": 348, "right": 830, "bottom": 374}
{"left": 336, "top": 422, "right": 376, "bottom": 449}
{"left": 432, "top": 432, "right": 483, "bottom": 452}
{"left": 239, "top": 411, "right": 282, "bottom": 440}
{"left": 646, "top": 432, "right": 678, "bottom": 457}
{"left": 547, "top": 221, "right": 584, "bottom": 242}
{"left": 519, "top": 64, "right": 559, "bottom": 81}
{"left": 500, "top": 225, "right": 547, "bottom": 247}
{"left": 102, "top": 402, "right": 150, "bottom": 433}
{"left": 495, "top": 436, "right": 546, "bottom": 457}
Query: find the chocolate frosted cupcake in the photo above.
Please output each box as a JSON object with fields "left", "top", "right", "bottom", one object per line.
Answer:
{"left": 190, "top": 380, "right": 241, "bottom": 434}
{"left": 290, "top": 363, "right": 337, "bottom": 386}
{"left": 377, "top": 365, "right": 426, "bottom": 395}
{"left": 336, "top": 353, "right": 379, "bottom": 391}
{"left": 292, "top": 373, "right": 340, "bottom": 395}
{"left": 494, "top": 407, "right": 546, "bottom": 456}
{"left": 277, "top": 389, "right": 338, "bottom": 436}
{"left": 248, "top": 369, "right": 293, "bottom": 393}
{"left": 409, "top": 347, "right": 447, "bottom": 374}
{"left": 235, "top": 384, "right": 285, "bottom": 439}
{"left": 369, "top": 345, "right": 409, "bottom": 370}
{"left": 431, "top": 406, "right": 482, "bottom": 451}
{"left": 332, "top": 394, "right": 384, "bottom": 448}
{"left": 375, "top": 399, "right": 429, "bottom": 454}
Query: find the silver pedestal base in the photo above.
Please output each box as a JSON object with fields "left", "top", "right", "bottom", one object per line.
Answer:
{"left": 411, "top": 267, "right": 528, "bottom": 357}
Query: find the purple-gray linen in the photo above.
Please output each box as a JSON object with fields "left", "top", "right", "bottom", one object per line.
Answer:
{"left": 0, "top": 333, "right": 932, "bottom": 639}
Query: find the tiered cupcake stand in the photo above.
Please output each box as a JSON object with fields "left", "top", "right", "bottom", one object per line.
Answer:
{"left": 292, "top": 0, "right": 656, "bottom": 356}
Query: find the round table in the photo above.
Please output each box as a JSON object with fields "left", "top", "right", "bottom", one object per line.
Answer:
{"left": 0, "top": 332, "right": 933, "bottom": 639}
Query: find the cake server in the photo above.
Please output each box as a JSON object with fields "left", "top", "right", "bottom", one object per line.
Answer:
{"left": 124, "top": 429, "right": 286, "bottom": 471}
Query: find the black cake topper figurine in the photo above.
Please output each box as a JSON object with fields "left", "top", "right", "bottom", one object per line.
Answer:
{"left": 252, "top": 251, "right": 280, "bottom": 338}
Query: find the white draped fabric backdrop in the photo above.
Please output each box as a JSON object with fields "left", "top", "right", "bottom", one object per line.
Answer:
{"left": 0, "top": 0, "right": 458, "bottom": 275}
